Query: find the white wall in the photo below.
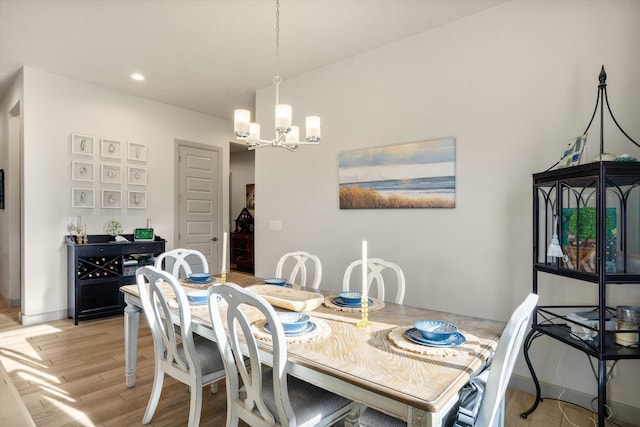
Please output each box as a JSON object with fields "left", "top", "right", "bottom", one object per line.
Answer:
{"left": 20, "top": 67, "right": 233, "bottom": 324}
{"left": 254, "top": 0, "right": 640, "bottom": 414}
{"left": 230, "top": 149, "right": 255, "bottom": 228}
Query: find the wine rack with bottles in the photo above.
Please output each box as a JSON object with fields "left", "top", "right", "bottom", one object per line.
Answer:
{"left": 66, "top": 234, "right": 165, "bottom": 324}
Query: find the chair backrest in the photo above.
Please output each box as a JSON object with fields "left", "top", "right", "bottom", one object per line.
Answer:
{"left": 208, "top": 282, "right": 296, "bottom": 427}
{"left": 475, "top": 293, "right": 539, "bottom": 427}
{"left": 342, "top": 258, "right": 406, "bottom": 304}
{"left": 155, "top": 248, "right": 208, "bottom": 279}
{"left": 275, "top": 251, "right": 322, "bottom": 289}
{"left": 136, "top": 266, "right": 202, "bottom": 379}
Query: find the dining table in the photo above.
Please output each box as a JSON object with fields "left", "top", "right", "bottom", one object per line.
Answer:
{"left": 120, "top": 272, "right": 504, "bottom": 427}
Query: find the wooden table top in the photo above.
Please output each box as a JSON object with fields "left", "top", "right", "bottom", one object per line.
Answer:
{"left": 121, "top": 273, "right": 504, "bottom": 416}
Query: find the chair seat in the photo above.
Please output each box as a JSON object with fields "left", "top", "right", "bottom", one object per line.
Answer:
{"left": 359, "top": 407, "right": 406, "bottom": 427}
{"left": 241, "top": 372, "right": 351, "bottom": 426}
{"left": 177, "top": 335, "right": 225, "bottom": 375}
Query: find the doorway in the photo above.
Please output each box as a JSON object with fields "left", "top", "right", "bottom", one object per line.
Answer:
{"left": 175, "top": 140, "right": 222, "bottom": 273}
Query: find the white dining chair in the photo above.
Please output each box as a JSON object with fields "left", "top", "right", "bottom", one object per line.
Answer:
{"left": 275, "top": 250, "right": 323, "bottom": 289}
{"left": 155, "top": 248, "right": 209, "bottom": 279}
{"left": 358, "top": 293, "right": 539, "bottom": 427}
{"left": 342, "top": 258, "right": 406, "bottom": 304}
{"left": 208, "top": 282, "right": 353, "bottom": 427}
{"left": 136, "top": 266, "right": 226, "bottom": 426}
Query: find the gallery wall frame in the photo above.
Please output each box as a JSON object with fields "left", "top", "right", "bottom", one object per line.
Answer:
{"left": 338, "top": 137, "right": 456, "bottom": 209}
{"left": 128, "top": 191, "right": 147, "bottom": 209}
{"left": 71, "top": 133, "right": 95, "bottom": 156}
{"left": 128, "top": 166, "right": 147, "bottom": 185}
{"left": 101, "top": 163, "right": 121, "bottom": 184}
{"left": 71, "top": 188, "right": 95, "bottom": 208}
{"left": 101, "top": 190, "right": 122, "bottom": 208}
{"left": 101, "top": 138, "right": 122, "bottom": 159}
{"left": 72, "top": 160, "right": 95, "bottom": 182}
{"left": 128, "top": 142, "right": 147, "bottom": 162}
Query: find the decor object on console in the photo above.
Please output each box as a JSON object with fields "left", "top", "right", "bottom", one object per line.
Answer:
{"left": 233, "top": 0, "right": 320, "bottom": 151}
{"left": 524, "top": 66, "right": 640, "bottom": 427}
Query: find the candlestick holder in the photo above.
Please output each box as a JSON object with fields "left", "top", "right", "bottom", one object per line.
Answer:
{"left": 221, "top": 270, "right": 227, "bottom": 284}
{"left": 356, "top": 297, "right": 371, "bottom": 328}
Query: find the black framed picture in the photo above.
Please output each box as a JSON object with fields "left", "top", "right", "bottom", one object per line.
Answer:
{"left": 0, "top": 169, "right": 4, "bottom": 209}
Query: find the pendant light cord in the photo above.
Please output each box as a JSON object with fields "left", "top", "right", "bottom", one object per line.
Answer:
{"left": 274, "top": 0, "right": 281, "bottom": 104}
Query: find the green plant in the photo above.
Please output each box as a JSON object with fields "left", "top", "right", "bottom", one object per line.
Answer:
{"left": 567, "top": 207, "right": 613, "bottom": 241}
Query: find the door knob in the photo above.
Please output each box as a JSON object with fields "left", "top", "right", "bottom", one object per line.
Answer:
{"left": 211, "top": 237, "right": 218, "bottom": 241}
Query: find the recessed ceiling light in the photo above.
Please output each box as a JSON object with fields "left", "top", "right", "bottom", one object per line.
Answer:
{"left": 130, "top": 73, "right": 145, "bottom": 81}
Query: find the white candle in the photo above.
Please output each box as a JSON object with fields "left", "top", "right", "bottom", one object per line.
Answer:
{"left": 221, "top": 232, "right": 228, "bottom": 272}
{"left": 361, "top": 240, "right": 368, "bottom": 301}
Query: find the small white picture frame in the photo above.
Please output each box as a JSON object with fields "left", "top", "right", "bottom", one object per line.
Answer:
{"left": 101, "top": 138, "right": 122, "bottom": 159}
{"left": 71, "top": 133, "right": 95, "bottom": 156}
{"left": 101, "top": 163, "right": 122, "bottom": 184}
{"left": 128, "top": 166, "right": 147, "bottom": 185}
{"left": 71, "top": 188, "right": 95, "bottom": 208}
{"left": 71, "top": 160, "right": 94, "bottom": 182}
{"left": 101, "top": 190, "right": 122, "bottom": 208}
{"left": 128, "top": 191, "right": 147, "bottom": 209}
{"left": 128, "top": 142, "right": 147, "bottom": 162}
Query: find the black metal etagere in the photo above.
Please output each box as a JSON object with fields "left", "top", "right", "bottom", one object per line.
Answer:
{"left": 522, "top": 67, "right": 640, "bottom": 427}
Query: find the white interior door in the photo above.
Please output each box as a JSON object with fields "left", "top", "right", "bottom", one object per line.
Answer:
{"left": 176, "top": 141, "right": 221, "bottom": 273}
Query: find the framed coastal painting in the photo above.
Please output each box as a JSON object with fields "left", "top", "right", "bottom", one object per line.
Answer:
{"left": 338, "top": 137, "right": 456, "bottom": 209}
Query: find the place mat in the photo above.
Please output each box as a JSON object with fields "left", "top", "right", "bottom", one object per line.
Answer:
{"left": 322, "top": 295, "right": 385, "bottom": 312}
{"left": 168, "top": 297, "right": 228, "bottom": 314}
{"left": 387, "top": 325, "right": 480, "bottom": 357}
{"left": 251, "top": 318, "right": 330, "bottom": 344}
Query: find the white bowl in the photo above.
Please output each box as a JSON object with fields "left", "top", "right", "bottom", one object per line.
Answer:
{"left": 277, "top": 312, "right": 310, "bottom": 332}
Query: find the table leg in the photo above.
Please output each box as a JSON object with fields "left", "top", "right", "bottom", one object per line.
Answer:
{"left": 124, "top": 296, "right": 141, "bottom": 387}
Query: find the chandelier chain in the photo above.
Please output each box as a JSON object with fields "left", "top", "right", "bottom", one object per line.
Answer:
{"left": 274, "top": 0, "right": 280, "bottom": 83}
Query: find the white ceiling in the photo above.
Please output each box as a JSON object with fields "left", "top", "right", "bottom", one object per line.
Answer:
{"left": 0, "top": 0, "right": 508, "bottom": 121}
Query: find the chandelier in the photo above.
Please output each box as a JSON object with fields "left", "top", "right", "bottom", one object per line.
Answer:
{"left": 233, "top": 0, "right": 320, "bottom": 151}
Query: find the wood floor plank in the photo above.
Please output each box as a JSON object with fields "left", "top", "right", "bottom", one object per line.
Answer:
{"left": 0, "top": 303, "right": 635, "bottom": 427}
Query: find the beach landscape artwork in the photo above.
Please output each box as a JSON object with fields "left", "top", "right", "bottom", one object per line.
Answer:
{"left": 338, "top": 137, "right": 456, "bottom": 209}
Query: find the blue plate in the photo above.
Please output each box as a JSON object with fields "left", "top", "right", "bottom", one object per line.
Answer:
{"left": 187, "top": 293, "right": 220, "bottom": 305}
{"left": 404, "top": 328, "right": 466, "bottom": 347}
{"left": 333, "top": 296, "right": 373, "bottom": 308}
{"left": 264, "top": 321, "right": 317, "bottom": 337}
{"left": 183, "top": 277, "right": 215, "bottom": 284}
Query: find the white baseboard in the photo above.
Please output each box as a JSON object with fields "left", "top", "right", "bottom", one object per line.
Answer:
{"left": 19, "top": 309, "right": 67, "bottom": 326}
{"left": 510, "top": 374, "right": 640, "bottom": 426}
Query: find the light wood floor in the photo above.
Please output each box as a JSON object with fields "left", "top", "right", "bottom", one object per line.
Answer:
{"left": 0, "top": 299, "right": 628, "bottom": 426}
